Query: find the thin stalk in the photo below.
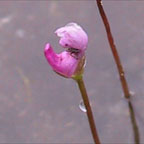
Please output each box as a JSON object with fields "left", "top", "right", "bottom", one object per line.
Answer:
{"left": 96, "top": 0, "right": 130, "bottom": 99}
{"left": 128, "top": 100, "right": 140, "bottom": 143}
{"left": 95, "top": 0, "right": 140, "bottom": 143}
{"left": 76, "top": 77, "right": 101, "bottom": 144}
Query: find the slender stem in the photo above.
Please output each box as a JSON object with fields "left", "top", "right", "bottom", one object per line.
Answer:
{"left": 96, "top": 0, "right": 130, "bottom": 99}
{"left": 128, "top": 100, "right": 140, "bottom": 144}
{"left": 95, "top": 0, "right": 140, "bottom": 143}
{"left": 76, "top": 77, "right": 101, "bottom": 144}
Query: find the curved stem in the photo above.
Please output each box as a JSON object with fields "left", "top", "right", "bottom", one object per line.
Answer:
{"left": 95, "top": 0, "right": 140, "bottom": 143}
{"left": 76, "top": 77, "right": 101, "bottom": 144}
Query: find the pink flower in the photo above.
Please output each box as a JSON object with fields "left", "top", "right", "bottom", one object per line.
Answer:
{"left": 55, "top": 23, "right": 88, "bottom": 51}
{"left": 44, "top": 23, "right": 88, "bottom": 78}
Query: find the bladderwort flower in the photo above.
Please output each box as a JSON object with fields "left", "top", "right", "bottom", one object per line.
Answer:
{"left": 44, "top": 23, "right": 101, "bottom": 143}
{"left": 44, "top": 23, "right": 88, "bottom": 78}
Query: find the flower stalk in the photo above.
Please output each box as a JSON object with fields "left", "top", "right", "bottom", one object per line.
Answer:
{"left": 75, "top": 76, "right": 101, "bottom": 144}
{"left": 96, "top": 0, "right": 130, "bottom": 99}
{"left": 128, "top": 100, "right": 140, "bottom": 143}
{"left": 95, "top": 0, "right": 140, "bottom": 143}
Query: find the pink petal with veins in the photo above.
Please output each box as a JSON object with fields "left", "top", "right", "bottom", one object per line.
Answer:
{"left": 55, "top": 23, "right": 88, "bottom": 52}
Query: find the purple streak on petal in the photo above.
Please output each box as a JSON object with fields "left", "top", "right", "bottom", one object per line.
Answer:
{"left": 44, "top": 43, "right": 79, "bottom": 78}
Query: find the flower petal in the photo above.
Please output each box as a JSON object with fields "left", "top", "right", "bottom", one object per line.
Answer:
{"left": 44, "top": 43, "right": 79, "bottom": 78}
{"left": 55, "top": 23, "right": 88, "bottom": 52}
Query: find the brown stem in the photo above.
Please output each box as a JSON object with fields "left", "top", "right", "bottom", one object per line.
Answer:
{"left": 76, "top": 77, "right": 101, "bottom": 144}
{"left": 96, "top": 0, "right": 130, "bottom": 99}
{"left": 128, "top": 100, "right": 140, "bottom": 144}
{"left": 95, "top": 0, "right": 140, "bottom": 143}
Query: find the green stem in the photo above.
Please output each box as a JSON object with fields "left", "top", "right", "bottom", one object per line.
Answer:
{"left": 95, "top": 0, "right": 140, "bottom": 143}
{"left": 76, "top": 77, "right": 101, "bottom": 144}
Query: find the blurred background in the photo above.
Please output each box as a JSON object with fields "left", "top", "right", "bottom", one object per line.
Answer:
{"left": 0, "top": 0, "right": 144, "bottom": 143}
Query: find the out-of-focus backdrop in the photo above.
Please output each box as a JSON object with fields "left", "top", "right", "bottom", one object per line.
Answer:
{"left": 0, "top": 0, "right": 144, "bottom": 143}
